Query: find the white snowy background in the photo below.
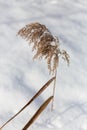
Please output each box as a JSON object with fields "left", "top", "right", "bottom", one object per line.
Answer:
{"left": 0, "top": 0, "right": 87, "bottom": 130}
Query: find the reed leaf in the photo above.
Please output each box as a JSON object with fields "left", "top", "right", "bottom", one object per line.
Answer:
{"left": 0, "top": 77, "right": 55, "bottom": 129}
{"left": 22, "top": 96, "right": 53, "bottom": 130}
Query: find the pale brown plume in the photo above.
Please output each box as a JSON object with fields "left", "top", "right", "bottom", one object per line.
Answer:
{"left": 18, "top": 22, "right": 70, "bottom": 74}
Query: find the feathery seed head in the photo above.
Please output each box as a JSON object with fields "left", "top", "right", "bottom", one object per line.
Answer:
{"left": 18, "top": 22, "right": 70, "bottom": 74}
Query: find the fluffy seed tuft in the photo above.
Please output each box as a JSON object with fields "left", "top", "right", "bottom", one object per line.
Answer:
{"left": 18, "top": 22, "right": 70, "bottom": 74}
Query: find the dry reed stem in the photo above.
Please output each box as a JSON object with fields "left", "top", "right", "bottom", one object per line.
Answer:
{"left": 22, "top": 96, "right": 53, "bottom": 130}
{"left": 0, "top": 77, "right": 55, "bottom": 129}
{"left": 18, "top": 22, "right": 70, "bottom": 111}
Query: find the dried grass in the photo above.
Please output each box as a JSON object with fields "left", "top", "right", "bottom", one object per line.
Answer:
{"left": 18, "top": 22, "right": 70, "bottom": 110}
{"left": 22, "top": 96, "right": 53, "bottom": 130}
{"left": 0, "top": 22, "right": 70, "bottom": 130}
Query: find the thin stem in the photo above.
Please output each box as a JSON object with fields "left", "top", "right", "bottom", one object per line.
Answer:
{"left": 51, "top": 70, "right": 57, "bottom": 110}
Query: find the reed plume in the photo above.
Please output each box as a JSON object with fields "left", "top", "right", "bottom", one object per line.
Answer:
{"left": 18, "top": 22, "right": 70, "bottom": 75}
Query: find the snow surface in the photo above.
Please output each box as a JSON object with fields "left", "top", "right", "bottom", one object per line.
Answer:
{"left": 0, "top": 0, "right": 87, "bottom": 130}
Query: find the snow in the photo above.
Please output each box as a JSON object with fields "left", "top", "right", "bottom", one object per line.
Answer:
{"left": 0, "top": 0, "right": 87, "bottom": 130}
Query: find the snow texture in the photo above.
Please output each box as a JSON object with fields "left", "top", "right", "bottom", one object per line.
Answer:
{"left": 0, "top": 0, "right": 87, "bottom": 130}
